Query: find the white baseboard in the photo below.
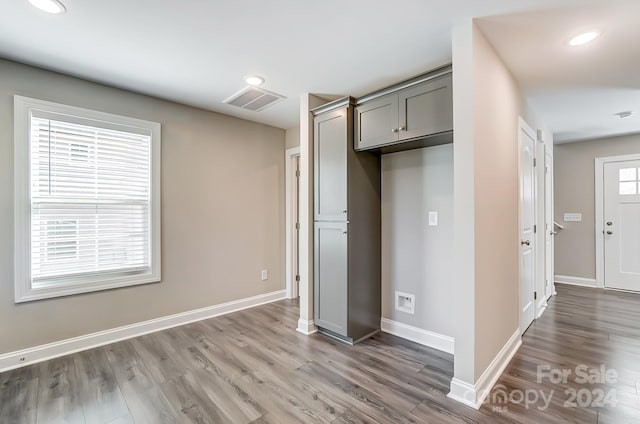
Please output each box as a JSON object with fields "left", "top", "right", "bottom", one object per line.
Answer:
{"left": 448, "top": 378, "right": 480, "bottom": 409}
{"left": 536, "top": 303, "right": 548, "bottom": 319}
{"left": 554, "top": 275, "right": 597, "bottom": 288}
{"left": 296, "top": 318, "right": 318, "bottom": 335}
{"left": 0, "top": 289, "right": 286, "bottom": 373}
{"left": 380, "top": 318, "right": 454, "bottom": 354}
{"left": 447, "top": 328, "right": 522, "bottom": 409}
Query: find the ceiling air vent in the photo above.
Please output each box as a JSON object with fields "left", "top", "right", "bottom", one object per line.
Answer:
{"left": 223, "top": 86, "right": 286, "bottom": 112}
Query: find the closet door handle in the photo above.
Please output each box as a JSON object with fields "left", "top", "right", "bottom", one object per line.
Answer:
{"left": 391, "top": 128, "right": 399, "bottom": 133}
{"left": 398, "top": 126, "right": 406, "bottom": 131}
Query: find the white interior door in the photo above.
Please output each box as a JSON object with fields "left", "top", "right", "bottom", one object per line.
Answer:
{"left": 604, "top": 160, "right": 640, "bottom": 291}
{"left": 519, "top": 119, "right": 536, "bottom": 333}
{"left": 544, "top": 150, "right": 555, "bottom": 298}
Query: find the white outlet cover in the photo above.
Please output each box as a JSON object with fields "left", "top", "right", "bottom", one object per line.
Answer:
{"left": 261, "top": 270, "right": 268, "bottom": 281}
{"left": 428, "top": 211, "right": 438, "bottom": 226}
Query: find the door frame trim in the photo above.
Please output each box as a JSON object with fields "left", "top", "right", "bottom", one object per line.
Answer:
{"left": 285, "top": 146, "right": 301, "bottom": 299}
{"left": 595, "top": 153, "right": 640, "bottom": 289}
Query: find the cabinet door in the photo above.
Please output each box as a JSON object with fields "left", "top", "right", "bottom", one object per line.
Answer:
{"left": 314, "top": 221, "right": 348, "bottom": 336}
{"left": 314, "top": 109, "right": 348, "bottom": 221}
{"left": 398, "top": 75, "right": 453, "bottom": 141}
{"left": 354, "top": 93, "right": 399, "bottom": 151}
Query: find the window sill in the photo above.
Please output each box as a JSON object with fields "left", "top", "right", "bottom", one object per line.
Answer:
{"left": 15, "top": 271, "right": 161, "bottom": 303}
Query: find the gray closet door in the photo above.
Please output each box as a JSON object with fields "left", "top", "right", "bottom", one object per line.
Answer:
{"left": 398, "top": 75, "right": 453, "bottom": 141}
{"left": 314, "top": 109, "right": 348, "bottom": 222}
{"left": 354, "top": 93, "right": 399, "bottom": 151}
{"left": 314, "top": 221, "right": 348, "bottom": 336}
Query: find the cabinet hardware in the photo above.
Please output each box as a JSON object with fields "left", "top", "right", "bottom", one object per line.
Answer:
{"left": 399, "top": 126, "right": 406, "bottom": 131}
{"left": 391, "top": 128, "right": 398, "bottom": 133}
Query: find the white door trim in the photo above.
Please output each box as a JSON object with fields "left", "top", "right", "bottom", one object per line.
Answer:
{"left": 594, "top": 153, "right": 640, "bottom": 289}
{"left": 285, "top": 147, "right": 301, "bottom": 299}
{"left": 544, "top": 147, "right": 556, "bottom": 301}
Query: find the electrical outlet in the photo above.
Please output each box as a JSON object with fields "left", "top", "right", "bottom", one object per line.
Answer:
{"left": 261, "top": 270, "right": 269, "bottom": 281}
{"left": 395, "top": 291, "right": 415, "bottom": 315}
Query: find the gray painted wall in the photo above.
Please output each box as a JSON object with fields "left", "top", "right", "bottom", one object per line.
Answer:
{"left": 0, "top": 59, "right": 286, "bottom": 354}
{"left": 381, "top": 145, "right": 454, "bottom": 338}
{"left": 554, "top": 133, "right": 640, "bottom": 279}
{"left": 285, "top": 125, "right": 300, "bottom": 149}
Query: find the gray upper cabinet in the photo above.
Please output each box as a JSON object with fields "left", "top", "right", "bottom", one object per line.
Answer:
{"left": 353, "top": 93, "right": 399, "bottom": 150}
{"left": 399, "top": 75, "right": 453, "bottom": 141}
{"left": 355, "top": 71, "right": 453, "bottom": 152}
{"left": 314, "top": 108, "right": 348, "bottom": 222}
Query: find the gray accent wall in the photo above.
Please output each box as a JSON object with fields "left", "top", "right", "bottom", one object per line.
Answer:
{"left": 554, "top": 133, "right": 640, "bottom": 279}
{"left": 0, "top": 58, "right": 286, "bottom": 354}
{"left": 381, "top": 145, "right": 454, "bottom": 338}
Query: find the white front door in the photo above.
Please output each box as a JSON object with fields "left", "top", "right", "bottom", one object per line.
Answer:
{"left": 519, "top": 119, "right": 536, "bottom": 333}
{"left": 604, "top": 160, "right": 640, "bottom": 291}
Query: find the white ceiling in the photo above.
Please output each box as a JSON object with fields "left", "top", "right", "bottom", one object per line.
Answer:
{"left": 0, "top": 0, "right": 601, "bottom": 130}
{"left": 477, "top": 0, "right": 640, "bottom": 143}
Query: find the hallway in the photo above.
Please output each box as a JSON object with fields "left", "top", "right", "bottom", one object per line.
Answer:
{"left": 488, "top": 284, "right": 640, "bottom": 423}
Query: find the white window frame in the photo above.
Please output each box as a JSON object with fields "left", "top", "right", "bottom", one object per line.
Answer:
{"left": 14, "top": 96, "right": 162, "bottom": 303}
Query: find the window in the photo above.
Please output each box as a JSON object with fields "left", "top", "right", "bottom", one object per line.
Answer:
{"left": 619, "top": 167, "right": 640, "bottom": 195}
{"left": 14, "top": 96, "right": 161, "bottom": 302}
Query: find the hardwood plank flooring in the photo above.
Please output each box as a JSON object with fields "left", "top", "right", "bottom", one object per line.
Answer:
{"left": 1, "top": 283, "right": 640, "bottom": 423}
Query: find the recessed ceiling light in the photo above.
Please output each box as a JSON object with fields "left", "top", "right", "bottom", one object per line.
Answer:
{"left": 244, "top": 75, "right": 265, "bottom": 86}
{"left": 27, "top": 0, "right": 66, "bottom": 14}
{"left": 569, "top": 31, "right": 600, "bottom": 46}
{"left": 614, "top": 111, "right": 633, "bottom": 119}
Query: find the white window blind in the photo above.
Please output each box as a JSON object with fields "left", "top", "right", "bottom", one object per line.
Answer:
{"left": 15, "top": 96, "right": 160, "bottom": 303}
{"left": 30, "top": 116, "right": 152, "bottom": 286}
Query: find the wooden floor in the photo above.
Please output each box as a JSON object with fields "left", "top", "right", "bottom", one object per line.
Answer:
{"left": 1, "top": 284, "right": 640, "bottom": 423}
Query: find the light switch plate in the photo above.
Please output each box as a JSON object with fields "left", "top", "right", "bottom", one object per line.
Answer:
{"left": 428, "top": 211, "right": 438, "bottom": 226}
{"left": 564, "top": 213, "right": 582, "bottom": 222}
{"left": 261, "top": 270, "right": 269, "bottom": 281}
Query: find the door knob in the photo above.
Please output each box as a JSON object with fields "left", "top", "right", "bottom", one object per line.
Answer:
{"left": 606, "top": 231, "right": 613, "bottom": 235}
{"left": 521, "top": 240, "right": 530, "bottom": 246}
{"left": 607, "top": 222, "right": 613, "bottom": 226}
{"left": 550, "top": 231, "right": 557, "bottom": 235}
{"left": 392, "top": 128, "right": 399, "bottom": 133}
{"left": 399, "top": 126, "right": 406, "bottom": 131}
